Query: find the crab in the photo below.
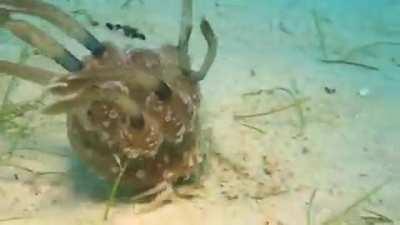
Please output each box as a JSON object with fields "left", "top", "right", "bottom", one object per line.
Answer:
{"left": 0, "top": 0, "right": 217, "bottom": 201}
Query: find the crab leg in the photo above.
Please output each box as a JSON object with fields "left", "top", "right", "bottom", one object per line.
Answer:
{"left": 46, "top": 67, "right": 162, "bottom": 97}
{"left": 0, "top": 60, "right": 61, "bottom": 85}
{"left": 0, "top": 10, "right": 83, "bottom": 72}
{"left": 0, "top": 0, "right": 105, "bottom": 57}
{"left": 177, "top": 0, "right": 193, "bottom": 71}
{"left": 191, "top": 19, "right": 217, "bottom": 82}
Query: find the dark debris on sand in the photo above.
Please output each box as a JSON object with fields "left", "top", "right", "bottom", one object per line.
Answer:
{"left": 105, "top": 23, "right": 146, "bottom": 40}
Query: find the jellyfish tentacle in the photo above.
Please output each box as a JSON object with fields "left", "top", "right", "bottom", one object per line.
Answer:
{"left": 0, "top": 60, "right": 63, "bottom": 85}
{"left": 190, "top": 18, "right": 217, "bottom": 82}
{"left": 0, "top": 0, "right": 105, "bottom": 57}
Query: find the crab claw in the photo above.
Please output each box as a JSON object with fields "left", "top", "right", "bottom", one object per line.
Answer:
{"left": 191, "top": 18, "right": 218, "bottom": 82}
{"left": 0, "top": 8, "right": 83, "bottom": 72}
{"left": 176, "top": 0, "right": 217, "bottom": 82}
{"left": 0, "top": 0, "right": 106, "bottom": 57}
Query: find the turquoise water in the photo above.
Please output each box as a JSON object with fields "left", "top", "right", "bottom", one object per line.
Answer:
{"left": 0, "top": 0, "right": 399, "bottom": 224}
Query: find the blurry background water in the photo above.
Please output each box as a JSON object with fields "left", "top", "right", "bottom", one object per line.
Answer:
{"left": 0, "top": 0, "right": 399, "bottom": 224}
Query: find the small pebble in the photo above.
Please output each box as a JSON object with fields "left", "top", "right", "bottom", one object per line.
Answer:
{"left": 358, "top": 88, "right": 370, "bottom": 97}
{"left": 250, "top": 69, "right": 256, "bottom": 77}
{"left": 136, "top": 170, "right": 146, "bottom": 179}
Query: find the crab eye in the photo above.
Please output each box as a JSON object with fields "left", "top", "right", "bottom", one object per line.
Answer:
{"left": 154, "top": 82, "right": 172, "bottom": 101}
{"left": 130, "top": 114, "right": 145, "bottom": 129}
{"left": 87, "top": 109, "right": 93, "bottom": 117}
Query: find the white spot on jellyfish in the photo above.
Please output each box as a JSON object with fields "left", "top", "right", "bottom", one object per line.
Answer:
{"left": 179, "top": 93, "right": 192, "bottom": 106}
{"left": 145, "top": 137, "right": 151, "bottom": 143}
{"left": 145, "top": 61, "right": 154, "bottom": 68}
{"left": 196, "top": 154, "right": 203, "bottom": 163}
{"left": 149, "top": 126, "right": 156, "bottom": 136}
{"left": 162, "top": 171, "right": 174, "bottom": 180}
{"left": 109, "top": 109, "right": 119, "bottom": 119}
{"left": 123, "top": 147, "right": 140, "bottom": 159}
{"left": 175, "top": 125, "right": 186, "bottom": 143}
{"left": 100, "top": 131, "right": 110, "bottom": 141}
{"left": 154, "top": 104, "right": 163, "bottom": 112}
{"left": 111, "top": 166, "right": 119, "bottom": 174}
{"left": 102, "top": 120, "right": 111, "bottom": 128}
{"left": 163, "top": 155, "right": 170, "bottom": 164}
{"left": 187, "top": 154, "right": 195, "bottom": 167}
{"left": 99, "top": 81, "right": 129, "bottom": 94}
{"left": 107, "top": 140, "right": 114, "bottom": 148}
{"left": 136, "top": 170, "right": 146, "bottom": 179}
{"left": 119, "top": 130, "right": 125, "bottom": 139}
{"left": 164, "top": 108, "right": 173, "bottom": 122}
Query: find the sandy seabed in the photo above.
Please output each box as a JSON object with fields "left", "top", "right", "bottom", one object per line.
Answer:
{"left": 0, "top": 0, "right": 399, "bottom": 224}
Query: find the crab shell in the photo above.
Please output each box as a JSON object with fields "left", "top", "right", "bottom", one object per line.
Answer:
{"left": 65, "top": 44, "right": 202, "bottom": 192}
{"left": 0, "top": 0, "right": 216, "bottom": 193}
